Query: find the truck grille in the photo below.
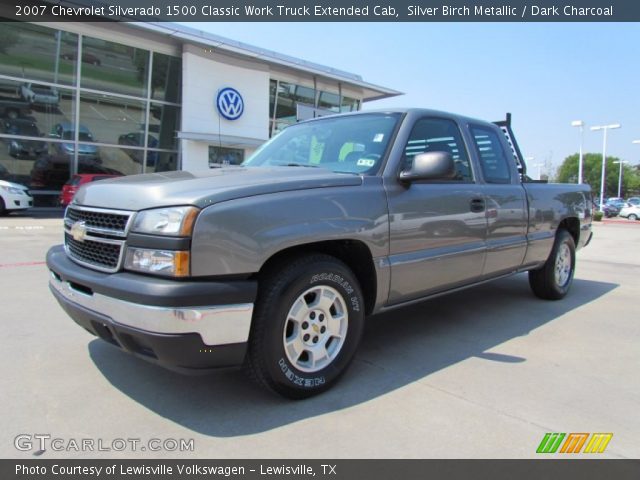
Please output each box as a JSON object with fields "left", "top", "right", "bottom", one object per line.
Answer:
{"left": 65, "top": 233, "right": 122, "bottom": 270}
{"left": 66, "top": 207, "right": 129, "bottom": 236}
{"left": 64, "top": 206, "right": 133, "bottom": 272}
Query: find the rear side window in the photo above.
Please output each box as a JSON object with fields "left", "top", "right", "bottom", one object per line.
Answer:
{"left": 470, "top": 125, "right": 512, "bottom": 184}
{"left": 403, "top": 117, "right": 473, "bottom": 182}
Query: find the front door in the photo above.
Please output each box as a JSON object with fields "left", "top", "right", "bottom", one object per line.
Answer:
{"left": 386, "top": 117, "right": 487, "bottom": 304}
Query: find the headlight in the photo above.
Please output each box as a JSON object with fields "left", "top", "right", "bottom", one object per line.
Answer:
{"left": 124, "top": 248, "right": 190, "bottom": 277}
{"left": 1, "top": 186, "right": 26, "bottom": 195}
{"left": 131, "top": 206, "right": 199, "bottom": 236}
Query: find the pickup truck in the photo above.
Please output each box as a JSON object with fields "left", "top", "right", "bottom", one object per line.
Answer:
{"left": 47, "top": 109, "right": 592, "bottom": 399}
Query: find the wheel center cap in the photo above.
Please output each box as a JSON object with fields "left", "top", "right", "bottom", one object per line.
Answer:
{"left": 312, "top": 324, "right": 320, "bottom": 334}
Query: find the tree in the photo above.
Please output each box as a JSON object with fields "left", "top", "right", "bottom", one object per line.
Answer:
{"left": 555, "top": 153, "right": 640, "bottom": 198}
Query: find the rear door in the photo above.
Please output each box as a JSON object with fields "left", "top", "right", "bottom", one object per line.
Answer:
{"left": 466, "top": 124, "right": 528, "bottom": 276}
{"left": 385, "top": 116, "right": 487, "bottom": 304}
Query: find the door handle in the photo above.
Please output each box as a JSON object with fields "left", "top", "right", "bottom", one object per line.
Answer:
{"left": 470, "top": 198, "right": 485, "bottom": 213}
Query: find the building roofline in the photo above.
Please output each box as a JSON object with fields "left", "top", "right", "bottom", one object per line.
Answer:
{"left": 130, "top": 22, "right": 402, "bottom": 101}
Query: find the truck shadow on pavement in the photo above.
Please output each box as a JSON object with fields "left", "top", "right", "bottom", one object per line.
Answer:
{"left": 88, "top": 273, "right": 617, "bottom": 437}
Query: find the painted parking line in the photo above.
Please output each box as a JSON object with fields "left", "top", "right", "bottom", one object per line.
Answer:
{"left": 0, "top": 261, "right": 47, "bottom": 268}
{"left": 89, "top": 104, "right": 109, "bottom": 120}
{"left": 117, "top": 108, "right": 137, "bottom": 122}
{"left": 0, "top": 226, "right": 46, "bottom": 230}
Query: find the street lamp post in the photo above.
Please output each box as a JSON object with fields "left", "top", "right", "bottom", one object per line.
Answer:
{"left": 590, "top": 123, "right": 621, "bottom": 211}
{"left": 571, "top": 120, "right": 585, "bottom": 183}
{"left": 532, "top": 162, "right": 544, "bottom": 180}
{"left": 613, "top": 160, "right": 629, "bottom": 198}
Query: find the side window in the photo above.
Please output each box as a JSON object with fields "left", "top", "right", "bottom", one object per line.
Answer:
{"left": 470, "top": 125, "right": 512, "bottom": 184}
{"left": 403, "top": 118, "right": 473, "bottom": 182}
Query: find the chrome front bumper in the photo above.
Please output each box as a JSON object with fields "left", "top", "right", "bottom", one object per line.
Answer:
{"left": 49, "top": 273, "right": 254, "bottom": 347}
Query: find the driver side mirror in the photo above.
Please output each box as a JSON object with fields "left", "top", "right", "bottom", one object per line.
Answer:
{"left": 399, "top": 151, "right": 456, "bottom": 182}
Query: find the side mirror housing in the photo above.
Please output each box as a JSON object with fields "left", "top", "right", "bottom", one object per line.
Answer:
{"left": 399, "top": 151, "right": 456, "bottom": 182}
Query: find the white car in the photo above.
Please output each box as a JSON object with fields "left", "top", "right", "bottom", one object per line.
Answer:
{"left": 19, "top": 83, "right": 59, "bottom": 106}
{"left": 619, "top": 204, "right": 640, "bottom": 221}
{"left": 0, "top": 180, "right": 33, "bottom": 215}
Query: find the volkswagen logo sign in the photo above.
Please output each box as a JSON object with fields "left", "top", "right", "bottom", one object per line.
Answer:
{"left": 216, "top": 87, "right": 244, "bottom": 121}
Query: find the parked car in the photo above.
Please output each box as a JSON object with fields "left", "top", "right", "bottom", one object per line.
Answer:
{"left": 59, "top": 173, "right": 122, "bottom": 206}
{"left": 619, "top": 204, "right": 640, "bottom": 221}
{"left": 30, "top": 153, "right": 121, "bottom": 190}
{"left": 4, "top": 118, "right": 47, "bottom": 158}
{"left": 605, "top": 199, "right": 629, "bottom": 211}
{"left": 626, "top": 197, "right": 640, "bottom": 206}
{"left": 19, "top": 83, "right": 59, "bottom": 106}
{"left": 50, "top": 122, "right": 99, "bottom": 158}
{"left": 0, "top": 179, "right": 33, "bottom": 215}
{"left": 117, "top": 132, "right": 158, "bottom": 165}
{"left": 60, "top": 52, "right": 101, "bottom": 66}
{"left": 594, "top": 201, "right": 618, "bottom": 218}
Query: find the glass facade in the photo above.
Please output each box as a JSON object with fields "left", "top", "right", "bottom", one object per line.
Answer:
{"left": 268, "top": 79, "right": 361, "bottom": 137}
{"left": 0, "top": 23, "right": 182, "bottom": 204}
{"left": 209, "top": 146, "right": 244, "bottom": 167}
{"left": 0, "top": 22, "right": 365, "bottom": 205}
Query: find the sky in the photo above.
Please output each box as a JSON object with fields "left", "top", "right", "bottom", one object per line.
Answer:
{"left": 179, "top": 22, "right": 639, "bottom": 177}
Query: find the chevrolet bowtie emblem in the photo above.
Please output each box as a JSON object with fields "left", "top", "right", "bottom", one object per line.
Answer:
{"left": 70, "top": 221, "right": 87, "bottom": 242}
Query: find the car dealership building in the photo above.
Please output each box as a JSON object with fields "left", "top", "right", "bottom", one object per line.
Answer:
{"left": 0, "top": 21, "right": 400, "bottom": 204}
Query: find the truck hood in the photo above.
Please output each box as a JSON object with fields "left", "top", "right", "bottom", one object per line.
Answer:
{"left": 73, "top": 166, "right": 363, "bottom": 211}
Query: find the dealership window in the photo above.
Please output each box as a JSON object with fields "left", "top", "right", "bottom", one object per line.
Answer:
{"left": 318, "top": 91, "right": 340, "bottom": 112}
{"left": 272, "top": 81, "right": 318, "bottom": 134}
{"left": 341, "top": 96, "right": 360, "bottom": 112}
{"left": 0, "top": 22, "right": 181, "bottom": 203}
{"left": 0, "top": 24, "right": 78, "bottom": 86}
{"left": 151, "top": 52, "right": 181, "bottom": 104}
{"left": 269, "top": 79, "right": 361, "bottom": 137}
{"left": 80, "top": 36, "right": 149, "bottom": 98}
{"left": 209, "top": 146, "right": 244, "bottom": 167}
{"left": 150, "top": 103, "right": 180, "bottom": 150}
{"left": 274, "top": 82, "right": 315, "bottom": 125}
{"left": 79, "top": 92, "right": 147, "bottom": 145}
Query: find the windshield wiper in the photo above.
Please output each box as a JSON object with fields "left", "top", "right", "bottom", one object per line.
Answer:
{"left": 273, "top": 162, "right": 319, "bottom": 168}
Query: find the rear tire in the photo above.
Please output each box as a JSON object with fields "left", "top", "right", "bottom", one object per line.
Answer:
{"left": 0, "top": 197, "right": 7, "bottom": 216}
{"left": 246, "top": 254, "right": 365, "bottom": 399}
{"left": 629, "top": 214, "right": 638, "bottom": 221}
{"left": 529, "top": 230, "right": 576, "bottom": 300}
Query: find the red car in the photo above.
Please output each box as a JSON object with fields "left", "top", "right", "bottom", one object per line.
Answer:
{"left": 59, "top": 174, "right": 121, "bottom": 206}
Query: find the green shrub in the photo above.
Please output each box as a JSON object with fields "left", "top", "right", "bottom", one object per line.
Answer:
{"left": 593, "top": 211, "right": 604, "bottom": 222}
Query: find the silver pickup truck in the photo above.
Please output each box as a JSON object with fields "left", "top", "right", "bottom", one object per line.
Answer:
{"left": 47, "top": 109, "right": 592, "bottom": 398}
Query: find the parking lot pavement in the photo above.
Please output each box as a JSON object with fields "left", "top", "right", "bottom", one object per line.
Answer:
{"left": 1, "top": 218, "right": 638, "bottom": 459}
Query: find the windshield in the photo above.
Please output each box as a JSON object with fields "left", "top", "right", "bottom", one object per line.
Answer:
{"left": 32, "top": 87, "right": 56, "bottom": 95}
{"left": 243, "top": 113, "right": 400, "bottom": 175}
{"left": 62, "top": 131, "right": 93, "bottom": 141}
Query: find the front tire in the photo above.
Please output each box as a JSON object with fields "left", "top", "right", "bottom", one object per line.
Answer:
{"left": 529, "top": 230, "right": 576, "bottom": 300}
{"left": 629, "top": 214, "right": 638, "bottom": 221}
{"left": 246, "top": 254, "right": 365, "bottom": 399}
